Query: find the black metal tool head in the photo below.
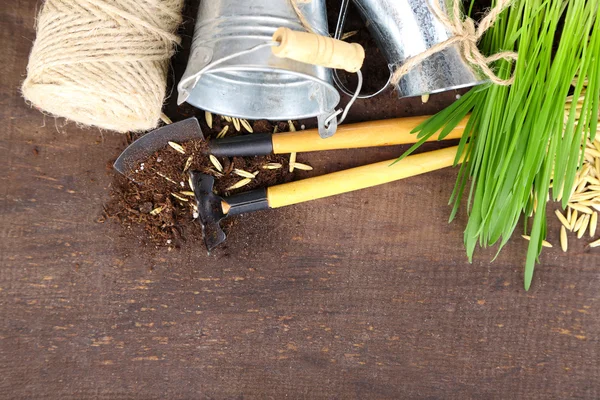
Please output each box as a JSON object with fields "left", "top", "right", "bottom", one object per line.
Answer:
{"left": 190, "top": 171, "right": 227, "bottom": 251}
{"left": 113, "top": 118, "right": 204, "bottom": 176}
{"left": 190, "top": 171, "right": 270, "bottom": 251}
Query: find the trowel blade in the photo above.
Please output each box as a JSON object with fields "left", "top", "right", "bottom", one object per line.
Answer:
{"left": 113, "top": 118, "right": 204, "bottom": 175}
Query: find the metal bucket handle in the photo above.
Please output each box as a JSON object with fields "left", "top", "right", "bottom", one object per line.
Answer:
{"left": 333, "top": 0, "right": 391, "bottom": 99}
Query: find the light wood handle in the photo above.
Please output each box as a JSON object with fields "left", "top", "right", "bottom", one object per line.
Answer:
{"left": 272, "top": 27, "right": 365, "bottom": 73}
{"left": 272, "top": 116, "right": 468, "bottom": 154}
{"left": 267, "top": 146, "right": 461, "bottom": 208}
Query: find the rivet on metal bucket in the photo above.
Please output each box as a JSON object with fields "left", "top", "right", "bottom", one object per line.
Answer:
{"left": 177, "top": 0, "right": 341, "bottom": 137}
{"left": 336, "top": 0, "right": 487, "bottom": 98}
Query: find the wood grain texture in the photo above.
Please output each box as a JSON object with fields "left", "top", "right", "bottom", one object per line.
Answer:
{"left": 0, "top": 1, "right": 599, "bottom": 399}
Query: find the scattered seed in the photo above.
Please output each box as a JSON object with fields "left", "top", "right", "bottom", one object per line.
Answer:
{"left": 209, "top": 155, "right": 223, "bottom": 173}
{"left": 569, "top": 203, "right": 593, "bottom": 214}
{"left": 573, "top": 214, "right": 586, "bottom": 232}
{"left": 234, "top": 169, "right": 256, "bottom": 179}
{"left": 341, "top": 30, "right": 358, "bottom": 40}
{"left": 226, "top": 178, "right": 252, "bottom": 191}
{"left": 273, "top": 125, "right": 279, "bottom": 134}
{"left": 586, "top": 177, "right": 600, "bottom": 185}
{"left": 421, "top": 93, "right": 430, "bottom": 103}
{"left": 569, "top": 209, "right": 578, "bottom": 230}
{"left": 216, "top": 125, "right": 229, "bottom": 139}
{"left": 521, "top": 235, "right": 552, "bottom": 248}
{"left": 156, "top": 172, "right": 177, "bottom": 184}
{"left": 207, "top": 169, "right": 224, "bottom": 178}
{"left": 590, "top": 212, "right": 597, "bottom": 237}
{"left": 180, "top": 191, "right": 195, "bottom": 197}
{"left": 168, "top": 141, "right": 186, "bottom": 154}
{"left": 577, "top": 215, "right": 590, "bottom": 239}
{"left": 555, "top": 210, "right": 571, "bottom": 230}
{"left": 183, "top": 156, "right": 193, "bottom": 172}
{"left": 171, "top": 193, "right": 189, "bottom": 202}
{"left": 590, "top": 238, "right": 600, "bottom": 248}
{"left": 188, "top": 175, "right": 195, "bottom": 191}
{"left": 223, "top": 115, "right": 232, "bottom": 122}
{"left": 262, "top": 163, "right": 282, "bottom": 170}
{"left": 289, "top": 152, "right": 297, "bottom": 172}
{"left": 288, "top": 120, "right": 296, "bottom": 132}
{"left": 205, "top": 111, "right": 213, "bottom": 128}
{"left": 233, "top": 117, "right": 241, "bottom": 132}
{"left": 150, "top": 206, "right": 163, "bottom": 216}
{"left": 160, "top": 113, "right": 173, "bottom": 125}
{"left": 292, "top": 162, "right": 313, "bottom": 171}
{"left": 560, "top": 226, "right": 568, "bottom": 252}
{"left": 240, "top": 119, "right": 253, "bottom": 133}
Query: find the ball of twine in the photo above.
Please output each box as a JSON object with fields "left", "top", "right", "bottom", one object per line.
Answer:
{"left": 22, "top": 0, "right": 184, "bottom": 133}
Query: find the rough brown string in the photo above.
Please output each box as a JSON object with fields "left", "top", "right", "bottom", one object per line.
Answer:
{"left": 22, "top": 0, "right": 184, "bottom": 133}
{"left": 391, "top": 0, "right": 518, "bottom": 86}
{"left": 290, "top": 0, "right": 316, "bottom": 33}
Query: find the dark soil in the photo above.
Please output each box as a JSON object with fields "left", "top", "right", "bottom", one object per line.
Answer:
{"left": 105, "top": 118, "right": 308, "bottom": 248}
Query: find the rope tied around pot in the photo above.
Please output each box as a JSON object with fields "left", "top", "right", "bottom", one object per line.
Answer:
{"left": 391, "top": 0, "right": 518, "bottom": 87}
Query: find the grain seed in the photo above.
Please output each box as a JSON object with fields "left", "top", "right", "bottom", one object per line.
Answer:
{"left": 216, "top": 126, "right": 229, "bottom": 139}
{"left": 232, "top": 117, "right": 241, "bottom": 132}
{"left": 577, "top": 215, "right": 590, "bottom": 239}
{"left": 573, "top": 214, "right": 586, "bottom": 232}
{"left": 590, "top": 238, "right": 600, "bottom": 248}
{"left": 292, "top": 162, "right": 313, "bottom": 171}
{"left": 421, "top": 93, "right": 430, "bottom": 103}
{"left": 183, "top": 156, "right": 193, "bottom": 172}
{"left": 569, "top": 203, "right": 593, "bottom": 214}
{"left": 585, "top": 177, "right": 600, "bottom": 185}
{"left": 240, "top": 119, "right": 253, "bottom": 133}
{"left": 180, "top": 191, "right": 195, "bottom": 197}
{"left": 555, "top": 210, "right": 571, "bottom": 230}
{"left": 289, "top": 152, "right": 297, "bottom": 172}
{"left": 341, "top": 30, "right": 358, "bottom": 40}
{"left": 234, "top": 169, "right": 256, "bottom": 179}
{"left": 160, "top": 113, "right": 173, "bottom": 124}
{"left": 570, "top": 191, "right": 599, "bottom": 202}
{"left": 223, "top": 115, "right": 232, "bottom": 122}
{"left": 575, "top": 179, "right": 587, "bottom": 194}
{"left": 288, "top": 120, "right": 296, "bottom": 132}
{"left": 171, "top": 193, "right": 189, "bottom": 202}
{"left": 521, "top": 235, "right": 552, "bottom": 248}
{"left": 226, "top": 178, "right": 252, "bottom": 191}
{"left": 150, "top": 206, "right": 163, "bottom": 216}
{"left": 157, "top": 172, "right": 177, "bottom": 184}
{"left": 273, "top": 125, "right": 279, "bottom": 134}
{"left": 205, "top": 110, "right": 213, "bottom": 128}
{"left": 188, "top": 175, "right": 195, "bottom": 191}
{"left": 262, "top": 163, "right": 282, "bottom": 170}
{"left": 560, "top": 226, "right": 568, "bottom": 252}
{"left": 569, "top": 209, "right": 578, "bottom": 230}
{"left": 590, "top": 212, "right": 597, "bottom": 237}
{"left": 209, "top": 155, "right": 223, "bottom": 173}
{"left": 168, "top": 141, "right": 186, "bottom": 154}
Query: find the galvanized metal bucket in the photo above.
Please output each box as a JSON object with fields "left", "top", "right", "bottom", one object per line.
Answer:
{"left": 335, "top": 0, "right": 486, "bottom": 98}
{"left": 178, "top": 0, "right": 340, "bottom": 133}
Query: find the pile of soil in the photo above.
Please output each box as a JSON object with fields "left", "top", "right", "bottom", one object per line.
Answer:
{"left": 104, "top": 119, "right": 307, "bottom": 248}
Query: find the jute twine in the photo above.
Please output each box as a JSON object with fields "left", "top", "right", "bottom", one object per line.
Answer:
{"left": 290, "top": 0, "right": 316, "bottom": 33}
{"left": 22, "top": 0, "right": 184, "bottom": 133}
{"left": 391, "top": 0, "right": 518, "bottom": 86}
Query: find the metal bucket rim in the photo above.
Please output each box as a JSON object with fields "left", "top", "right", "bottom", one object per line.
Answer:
{"left": 189, "top": 66, "right": 340, "bottom": 120}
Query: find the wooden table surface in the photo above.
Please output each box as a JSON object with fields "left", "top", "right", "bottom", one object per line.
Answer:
{"left": 1, "top": 1, "right": 599, "bottom": 399}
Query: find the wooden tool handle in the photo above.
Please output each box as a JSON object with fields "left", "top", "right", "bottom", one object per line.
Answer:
{"left": 271, "top": 116, "right": 468, "bottom": 154}
{"left": 267, "top": 146, "right": 461, "bottom": 208}
{"left": 272, "top": 27, "right": 365, "bottom": 73}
